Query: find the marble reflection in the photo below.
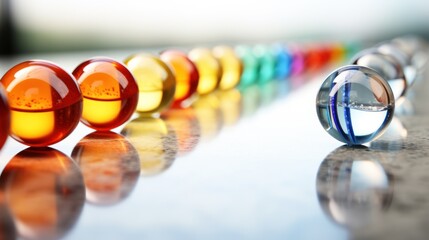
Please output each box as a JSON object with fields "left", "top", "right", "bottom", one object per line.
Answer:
{"left": 316, "top": 146, "right": 394, "bottom": 229}
{"left": 162, "top": 107, "right": 201, "bottom": 157}
{"left": 239, "top": 84, "right": 261, "bottom": 119}
{"left": 273, "top": 77, "right": 291, "bottom": 100}
{"left": 216, "top": 89, "right": 242, "bottom": 127}
{"left": 0, "top": 148, "right": 85, "bottom": 240}
{"left": 71, "top": 132, "right": 140, "bottom": 206}
{"left": 259, "top": 80, "right": 278, "bottom": 108}
{"left": 370, "top": 117, "right": 408, "bottom": 151}
{"left": 192, "top": 94, "right": 223, "bottom": 142}
{"left": 394, "top": 97, "right": 415, "bottom": 116}
{"left": 121, "top": 117, "right": 178, "bottom": 176}
{"left": 0, "top": 191, "right": 16, "bottom": 240}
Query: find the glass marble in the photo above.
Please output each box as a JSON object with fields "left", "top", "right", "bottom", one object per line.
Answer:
{"left": 352, "top": 49, "right": 407, "bottom": 100}
{"left": 72, "top": 57, "right": 139, "bottom": 130}
{"left": 330, "top": 43, "right": 346, "bottom": 63}
{"left": 121, "top": 117, "right": 178, "bottom": 176}
{"left": 289, "top": 45, "right": 304, "bottom": 76}
{"left": 377, "top": 42, "right": 417, "bottom": 87}
{"left": 160, "top": 50, "right": 199, "bottom": 107}
{"left": 392, "top": 36, "right": 428, "bottom": 74}
{"left": 71, "top": 131, "right": 140, "bottom": 205}
{"left": 124, "top": 53, "right": 176, "bottom": 115}
{"left": 213, "top": 45, "right": 243, "bottom": 90}
{"left": 235, "top": 45, "right": 259, "bottom": 88}
{"left": 273, "top": 44, "right": 292, "bottom": 79}
{"left": 316, "top": 65, "right": 395, "bottom": 145}
{"left": 0, "top": 85, "right": 10, "bottom": 149}
{"left": 253, "top": 45, "right": 276, "bottom": 83}
{"left": 0, "top": 147, "right": 85, "bottom": 240}
{"left": 305, "top": 44, "right": 328, "bottom": 72}
{"left": 0, "top": 60, "right": 83, "bottom": 147}
{"left": 188, "top": 48, "right": 221, "bottom": 95}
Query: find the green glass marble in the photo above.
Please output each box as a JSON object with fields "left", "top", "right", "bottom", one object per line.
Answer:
{"left": 235, "top": 45, "right": 259, "bottom": 88}
{"left": 253, "top": 45, "right": 276, "bottom": 83}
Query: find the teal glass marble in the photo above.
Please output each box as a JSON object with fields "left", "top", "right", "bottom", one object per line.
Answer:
{"left": 253, "top": 45, "right": 276, "bottom": 83}
{"left": 235, "top": 45, "right": 259, "bottom": 88}
{"left": 316, "top": 65, "right": 395, "bottom": 145}
{"left": 351, "top": 49, "right": 407, "bottom": 100}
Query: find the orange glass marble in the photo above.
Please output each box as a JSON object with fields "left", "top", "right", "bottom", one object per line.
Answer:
{"left": 0, "top": 60, "right": 82, "bottom": 147}
{"left": 0, "top": 85, "right": 10, "bottom": 149}
{"left": 188, "top": 48, "right": 222, "bottom": 95}
{"left": 71, "top": 131, "right": 140, "bottom": 205}
{"left": 213, "top": 46, "right": 243, "bottom": 90}
{"left": 124, "top": 54, "right": 176, "bottom": 115}
{"left": 72, "top": 57, "right": 139, "bottom": 130}
{"left": 160, "top": 50, "right": 199, "bottom": 107}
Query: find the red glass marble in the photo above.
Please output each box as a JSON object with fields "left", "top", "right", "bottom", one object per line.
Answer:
{"left": 160, "top": 50, "right": 199, "bottom": 107}
{"left": 0, "top": 85, "right": 10, "bottom": 149}
{"left": 72, "top": 57, "right": 139, "bottom": 131}
{"left": 304, "top": 44, "right": 326, "bottom": 72}
{"left": 0, "top": 60, "right": 82, "bottom": 147}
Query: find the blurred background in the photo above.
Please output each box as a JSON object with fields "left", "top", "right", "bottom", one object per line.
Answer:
{"left": 1, "top": 0, "right": 429, "bottom": 55}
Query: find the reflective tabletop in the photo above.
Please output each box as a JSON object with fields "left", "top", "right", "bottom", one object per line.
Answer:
{"left": 0, "top": 50, "right": 428, "bottom": 240}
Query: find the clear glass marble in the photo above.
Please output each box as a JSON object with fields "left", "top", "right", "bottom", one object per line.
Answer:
{"left": 316, "top": 65, "right": 395, "bottom": 145}
{"left": 351, "top": 49, "right": 407, "bottom": 100}
{"left": 377, "top": 42, "right": 417, "bottom": 86}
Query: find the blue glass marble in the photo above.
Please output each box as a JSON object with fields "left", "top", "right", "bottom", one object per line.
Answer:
{"left": 316, "top": 65, "right": 395, "bottom": 145}
{"left": 273, "top": 44, "right": 292, "bottom": 79}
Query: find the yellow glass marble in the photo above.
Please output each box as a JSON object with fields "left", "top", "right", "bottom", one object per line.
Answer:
{"left": 188, "top": 48, "right": 222, "bottom": 95}
{"left": 121, "top": 117, "right": 178, "bottom": 176}
{"left": 124, "top": 54, "right": 176, "bottom": 115}
{"left": 213, "top": 46, "right": 243, "bottom": 90}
